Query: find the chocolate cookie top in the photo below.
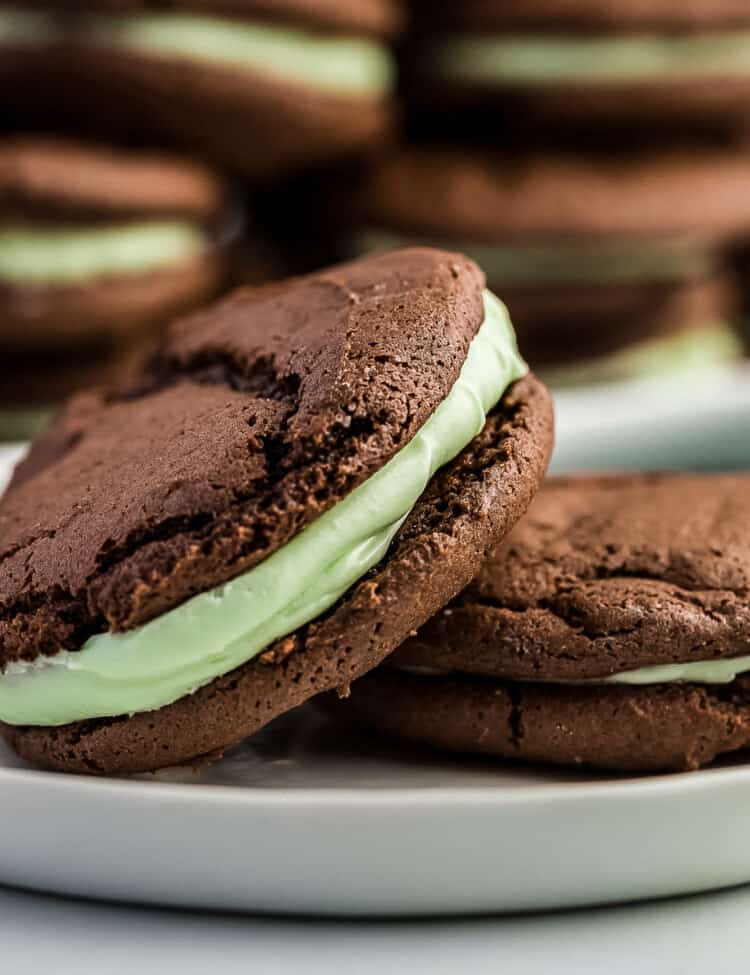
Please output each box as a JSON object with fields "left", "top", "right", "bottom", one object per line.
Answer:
{"left": 393, "top": 474, "right": 750, "bottom": 680}
{"left": 0, "top": 248, "right": 485, "bottom": 665}
{"left": 355, "top": 148, "right": 750, "bottom": 242}
{"left": 415, "top": 0, "right": 750, "bottom": 31}
{"left": 4, "top": 371, "right": 554, "bottom": 774}
{"left": 0, "top": 137, "right": 226, "bottom": 221}
{"left": 51, "top": 0, "right": 403, "bottom": 36}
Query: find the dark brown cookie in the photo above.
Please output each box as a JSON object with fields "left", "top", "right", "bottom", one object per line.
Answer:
{"left": 406, "top": 3, "right": 750, "bottom": 133}
{"left": 0, "top": 136, "right": 225, "bottom": 220}
{"left": 66, "top": 50, "right": 396, "bottom": 181}
{"left": 421, "top": 82, "right": 750, "bottom": 139}
{"left": 340, "top": 670, "right": 750, "bottom": 773}
{"left": 18, "top": 1, "right": 400, "bottom": 180}
{"left": 354, "top": 147, "right": 750, "bottom": 242}
{"left": 0, "top": 251, "right": 229, "bottom": 353}
{"left": 507, "top": 274, "right": 735, "bottom": 368}
{"left": 0, "top": 137, "right": 234, "bottom": 352}
{"left": 395, "top": 474, "right": 750, "bottom": 680}
{"left": 347, "top": 148, "right": 744, "bottom": 372}
{"left": 0, "top": 248, "right": 554, "bottom": 773}
{"left": 340, "top": 474, "right": 750, "bottom": 772}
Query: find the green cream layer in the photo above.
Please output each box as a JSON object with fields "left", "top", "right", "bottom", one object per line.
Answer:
{"left": 0, "top": 291, "right": 526, "bottom": 727}
{"left": 430, "top": 32, "right": 750, "bottom": 86}
{"left": 543, "top": 323, "right": 742, "bottom": 389}
{"left": 596, "top": 655, "right": 750, "bottom": 686}
{"left": 356, "top": 231, "right": 714, "bottom": 286}
{"left": 401, "top": 654, "right": 750, "bottom": 686}
{"left": 0, "top": 221, "right": 207, "bottom": 285}
{"left": 79, "top": 13, "right": 395, "bottom": 96}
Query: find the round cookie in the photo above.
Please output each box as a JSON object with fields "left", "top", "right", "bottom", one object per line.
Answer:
{"left": 341, "top": 474, "right": 750, "bottom": 772}
{"left": 348, "top": 147, "right": 748, "bottom": 383}
{"left": 407, "top": 1, "right": 750, "bottom": 135}
{"left": 24, "top": 0, "right": 401, "bottom": 180}
{"left": 0, "top": 248, "right": 553, "bottom": 774}
{"left": 0, "top": 136, "right": 238, "bottom": 436}
{"left": 0, "top": 137, "right": 236, "bottom": 348}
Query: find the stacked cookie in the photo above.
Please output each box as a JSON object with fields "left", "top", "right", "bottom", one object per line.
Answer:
{"left": 342, "top": 474, "right": 750, "bottom": 773}
{"left": 2, "top": 246, "right": 750, "bottom": 777}
{"left": 407, "top": 0, "right": 750, "bottom": 137}
{"left": 0, "top": 137, "right": 236, "bottom": 439}
{"left": 1, "top": 0, "right": 401, "bottom": 180}
{"left": 350, "top": 148, "right": 747, "bottom": 384}
{"left": 0, "top": 0, "right": 405, "bottom": 433}
{"left": 343, "top": 0, "right": 750, "bottom": 385}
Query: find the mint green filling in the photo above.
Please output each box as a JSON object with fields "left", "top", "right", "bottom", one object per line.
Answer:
{"left": 402, "top": 654, "right": 750, "bottom": 686}
{"left": 543, "top": 323, "right": 742, "bottom": 388}
{"left": 430, "top": 32, "right": 750, "bottom": 86}
{"left": 599, "top": 655, "right": 750, "bottom": 686}
{"left": 0, "top": 291, "right": 525, "bottom": 727}
{"left": 356, "top": 231, "right": 714, "bottom": 286}
{"left": 0, "top": 221, "right": 206, "bottom": 284}
{"left": 80, "top": 13, "right": 395, "bottom": 96}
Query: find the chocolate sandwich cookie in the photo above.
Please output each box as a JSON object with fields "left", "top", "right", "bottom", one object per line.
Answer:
{"left": 408, "top": 0, "right": 750, "bottom": 136}
{"left": 349, "top": 147, "right": 747, "bottom": 384}
{"left": 0, "top": 136, "right": 238, "bottom": 439}
{"left": 0, "top": 248, "right": 553, "bottom": 775}
{"left": 20, "top": 0, "right": 401, "bottom": 180}
{"left": 342, "top": 474, "right": 750, "bottom": 773}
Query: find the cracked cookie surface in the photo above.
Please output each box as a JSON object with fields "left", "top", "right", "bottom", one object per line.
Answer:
{"left": 341, "top": 474, "right": 750, "bottom": 772}
{"left": 393, "top": 473, "right": 750, "bottom": 680}
{"left": 0, "top": 247, "right": 554, "bottom": 773}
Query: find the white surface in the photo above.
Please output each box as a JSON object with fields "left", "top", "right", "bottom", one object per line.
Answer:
{"left": 2, "top": 707, "right": 750, "bottom": 916}
{"left": 3, "top": 880, "right": 750, "bottom": 975}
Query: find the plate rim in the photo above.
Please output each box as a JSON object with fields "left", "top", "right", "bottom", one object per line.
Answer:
{"left": 2, "top": 756, "right": 750, "bottom": 807}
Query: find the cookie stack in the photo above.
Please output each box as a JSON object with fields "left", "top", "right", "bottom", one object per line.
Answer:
{"left": 2, "top": 247, "right": 750, "bottom": 778}
{"left": 1, "top": 0, "right": 750, "bottom": 788}
{"left": 342, "top": 473, "right": 750, "bottom": 772}
{"left": 0, "top": 137, "right": 236, "bottom": 439}
{"left": 0, "top": 0, "right": 405, "bottom": 435}
{"left": 343, "top": 0, "right": 750, "bottom": 385}
{"left": 1, "top": 0, "right": 401, "bottom": 180}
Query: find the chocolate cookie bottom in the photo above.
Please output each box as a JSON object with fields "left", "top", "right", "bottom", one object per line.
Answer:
{"left": 339, "top": 669, "right": 750, "bottom": 773}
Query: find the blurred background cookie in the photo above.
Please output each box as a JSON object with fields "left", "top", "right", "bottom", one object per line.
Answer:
{"left": 342, "top": 146, "right": 749, "bottom": 384}
{"left": 3, "top": 0, "right": 402, "bottom": 181}
{"left": 0, "top": 136, "right": 241, "bottom": 439}
{"left": 406, "top": 0, "right": 750, "bottom": 141}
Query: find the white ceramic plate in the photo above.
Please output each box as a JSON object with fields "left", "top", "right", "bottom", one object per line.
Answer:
{"left": 1, "top": 374, "right": 749, "bottom": 919}
{"left": 2, "top": 708, "right": 750, "bottom": 916}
